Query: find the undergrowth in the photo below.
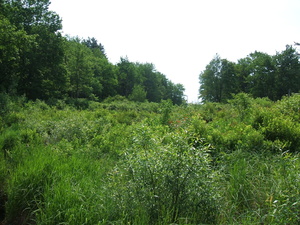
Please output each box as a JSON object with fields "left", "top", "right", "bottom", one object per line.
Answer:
{"left": 0, "top": 93, "right": 299, "bottom": 224}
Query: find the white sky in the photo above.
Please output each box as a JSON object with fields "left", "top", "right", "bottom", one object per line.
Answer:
{"left": 49, "top": 0, "right": 300, "bottom": 103}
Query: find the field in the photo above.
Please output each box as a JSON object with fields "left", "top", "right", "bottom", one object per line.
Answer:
{"left": 0, "top": 93, "right": 299, "bottom": 224}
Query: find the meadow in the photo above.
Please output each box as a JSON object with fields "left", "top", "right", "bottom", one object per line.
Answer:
{"left": 0, "top": 93, "right": 299, "bottom": 224}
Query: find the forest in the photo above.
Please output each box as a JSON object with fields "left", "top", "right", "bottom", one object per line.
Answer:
{"left": 0, "top": 0, "right": 185, "bottom": 105}
{"left": 1, "top": 0, "right": 300, "bottom": 225}
{"left": 199, "top": 46, "right": 300, "bottom": 103}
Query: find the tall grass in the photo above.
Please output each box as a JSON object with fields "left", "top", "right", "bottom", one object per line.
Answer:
{"left": 217, "top": 150, "right": 300, "bottom": 224}
{"left": 0, "top": 95, "right": 299, "bottom": 224}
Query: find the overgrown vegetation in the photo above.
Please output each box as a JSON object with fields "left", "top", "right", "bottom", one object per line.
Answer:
{"left": 0, "top": 93, "right": 299, "bottom": 224}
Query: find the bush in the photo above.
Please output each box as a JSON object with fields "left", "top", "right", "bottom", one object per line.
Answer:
{"left": 275, "top": 94, "right": 300, "bottom": 122}
{"left": 111, "top": 125, "right": 218, "bottom": 224}
{"left": 1, "top": 95, "right": 300, "bottom": 224}
{"left": 229, "top": 93, "right": 253, "bottom": 121}
{"left": 254, "top": 109, "right": 300, "bottom": 152}
{"left": 4, "top": 112, "right": 25, "bottom": 127}
{"left": 0, "top": 93, "right": 11, "bottom": 116}
{"left": 0, "top": 128, "right": 21, "bottom": 159}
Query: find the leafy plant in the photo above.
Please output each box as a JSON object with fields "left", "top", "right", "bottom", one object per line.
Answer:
{"left": 114, "top": 125, "right": 218, "bottom": 224}
{"left": 160, "top": 99, "right": 173, "bottom": 126}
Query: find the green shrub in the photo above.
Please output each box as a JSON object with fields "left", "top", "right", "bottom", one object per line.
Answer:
{"left": 128, "top": 85, "right": 147, "bottom": 102}
{"left": 255, "top": 111, "right": 300, "bottom": 152}
{"left": 229, "top": 93, "right": 253, "bottom": 121}
{"left": 275, "top": 94, "right": 300, "bottom": 122}
{"left": 0, "top": 93, "right": 11, "bottom": 116}
{"left": 0, "top": 94, "right": 26, "bottom": 115}
{"left": 114, "top": 110, "right": 138, "bottom": 125}
{"left": 46, "top": 98, "right": 68, "bottom": 110}
{"left": 0, "top": 157, "right": 6, "bottom": 223}
{"left": 20, "top": 128, "right": 40, "bottom": 145}
{"left": 160, "top": 99, "right": 173, "bottom": 125}
{"left": 1, "top": 95, "right": 300, "bottom": 224}
{"left": 65, "top": 98, "right": 90, "bottom": 109}
{"left": 0, "top": 128, "right": 21, "bottom": 159}
{"left": 189, "top": 116, "right": 207, "bottom": 136}
{"left": 103, "top": 95, "right": 127, "bottom": 103}
{"left": 4, "top": 112, "right": 25, "bottom": 127}
{"left": 112, "top": 125, "right": 218, "bottom": 224}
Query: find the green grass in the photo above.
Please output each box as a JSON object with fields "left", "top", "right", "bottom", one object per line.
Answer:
{"left": 0, "top": 94, "right": 299, "bottom": 224}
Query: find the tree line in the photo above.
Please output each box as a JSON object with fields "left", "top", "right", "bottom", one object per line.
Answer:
{"left": 0, "top": 0, "right": 185, "bottom": 104}
{"left": 199, "top": 46, "right": 300, "bottom": 103}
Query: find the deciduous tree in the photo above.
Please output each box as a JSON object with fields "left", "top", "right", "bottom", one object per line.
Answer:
{"left": 274, "top": 45, "right": 300, "bottom": 99}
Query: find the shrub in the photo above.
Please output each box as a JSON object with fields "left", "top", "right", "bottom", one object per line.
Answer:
{"left": 255, "top": 111, "right": 300, "bottom": 152}
{"left": 275, "top": 94, "right": 300, "bottom": 122}
{"left": 0, "top": 93, "right": 11, "bottom": 116}
{"left": 0, "top": 128, "right": 21, "bottom": 159}
{"left": 114, "top": 110, "right": 138, "bottom": 125}
{"left": 112, "top": 125, "right": 218, "bottom": 224}
{"left": 229, "top": 93, "right": 253, "bottom": 121}
{"left": 4, "top": 112, "right": 25, "bottom": 127}
{"left": 160, "top": 99, "right": 173, "bottom": 125}
{"left": 128, "top": 85, "right": 147, "bottom": 102}
{"left": 103, "top": 95, "right": 127, "bottom": 103}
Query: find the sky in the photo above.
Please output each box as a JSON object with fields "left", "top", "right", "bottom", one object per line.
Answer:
{"left": 49, "top": 0, "right": 300, "bottom": 103}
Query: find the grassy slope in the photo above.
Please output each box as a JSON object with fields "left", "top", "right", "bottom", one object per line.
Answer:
{"left": 0, "top": 94, "right": 299, "bottom": 224}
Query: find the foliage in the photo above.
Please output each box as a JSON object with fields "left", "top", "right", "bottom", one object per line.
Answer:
{"left": 199, "top": 55, "right": 239, "bottom": 103}
{"left": 199, "top": 46, "right": 300, "bottom": 103}
{"left": 2, "top": 1, "right": 300, "bottom": 223}
{"left": 0, "top": 1, "right": 185, "bottom": 104}
{"left": 113, "top": 125, "right": 218, "bottom": 224}
{"left": 0, "top": 89, "right": 300, "bottom": 225}
{"left": 0, "top": 15, "right": 35, "bottom": 94}
{"left": 0, "top": 96, "right": 300, "bottom": 224}
{"left": 128, "top": 84, "right": 147, "bottom": 102}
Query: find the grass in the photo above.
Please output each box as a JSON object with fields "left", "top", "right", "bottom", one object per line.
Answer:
{"left": 0, "top": 94, "right": 299, "bottom": 224}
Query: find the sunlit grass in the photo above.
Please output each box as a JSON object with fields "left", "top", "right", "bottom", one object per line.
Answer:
{"left": 0, "top": 95, "right": 299, "bottom": 224}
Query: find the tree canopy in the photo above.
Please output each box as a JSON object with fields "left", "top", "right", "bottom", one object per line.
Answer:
{"left": 0, "top": 0, "right": 185, "bottom": 104}
{"left": 2, "top": 0, "right": 298, "bottom": 105}
{"left": 199, "top": 46, "right": 300, "bottom": 103}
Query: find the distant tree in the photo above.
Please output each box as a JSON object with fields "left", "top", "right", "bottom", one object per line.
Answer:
{"left": 128, "top": 84, "right": 147, "bottom": 102}
{"left": 199, "top": 55, "right": 238, "bottom": 103}
{"left": 199, "top": 55, "right": 222, "bottom": 102}
{"left": 219, "top": 59, "right": 239, "bottom": 100}
{"left": 246, "top": 51, "right": 276, "bottom": 100}
{"left": 274, "top": 45, "right": 300, "bottom": 99}
{"left": 117, "top": 57, "right": 139, "bottom": 97}
{"left": 0, "top": 0, "right": 7, "bottom": 15}
{"left": 0, "top": 15, "right": 34, "bottom": 93}
{"left": 64, "top": 38, "right": 94, "bottom": 99}
{"left": 3, "top": 0, "right": 67, "bottom": 99}
{"left": 200, "top": 47, "right": 300, "bottom": 102}
{"left": 93, "top": 58, "right": 118, "bottom": 100}
{"left": 235, "top": 57, "right": 252, "bottom": 93}
{"left": 138, "top": 63, "right": 161, "bottom": 102}
{"left": 82, "top": 37, "right": 107, "bottom": 59}
{"left": 169, "top": 83, "right": 185, "bottom": 105}
{"left": 156, "top": 72, "right": 169, "bottom": 100}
